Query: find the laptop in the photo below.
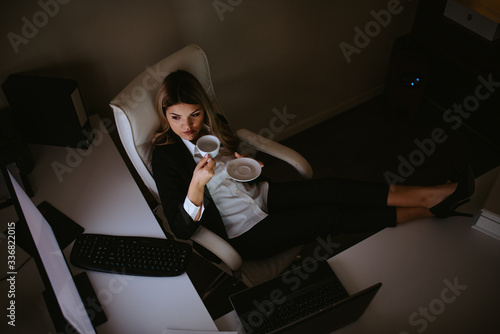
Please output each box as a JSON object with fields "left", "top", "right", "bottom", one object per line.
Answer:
{"left": 229, "top": 260, "right": 381, "bottom": 334}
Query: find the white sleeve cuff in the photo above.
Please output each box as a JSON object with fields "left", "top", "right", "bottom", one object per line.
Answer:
{"left": 183, "top": 196, "right": 205, "bottom": 221}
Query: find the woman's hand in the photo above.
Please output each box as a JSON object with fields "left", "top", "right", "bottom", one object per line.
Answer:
{"left": 193, "top": 154, "right": 216, "bottom": 186}
{"left": 234, "top": 152, "right": 264, "bottom": 168}
{"left": 187, "top": 155, "right": 216, "bottom": 207}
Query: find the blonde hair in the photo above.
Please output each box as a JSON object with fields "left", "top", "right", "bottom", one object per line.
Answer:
{"left": 152, "top": 70, "right": 239, "bottom": 154}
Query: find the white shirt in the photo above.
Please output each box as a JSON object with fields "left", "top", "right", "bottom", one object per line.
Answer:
{"left": 181, "top": 138, "right": 269, "bottom": 238}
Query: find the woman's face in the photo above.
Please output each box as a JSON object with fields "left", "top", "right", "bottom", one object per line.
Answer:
{"left": 165, "top": 103, "right": 205, "bottom": 142}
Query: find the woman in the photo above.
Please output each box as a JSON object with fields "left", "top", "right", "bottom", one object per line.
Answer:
{"left": 151, "top": 70, "right": 475, "bottom": 260}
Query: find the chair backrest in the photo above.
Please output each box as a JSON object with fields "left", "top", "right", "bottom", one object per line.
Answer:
{"left": 110, "top": 45, "right": 224, "bottom": 202}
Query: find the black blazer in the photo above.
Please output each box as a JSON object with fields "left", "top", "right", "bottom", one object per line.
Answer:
{"left": 151, "top": 137, "right": 229, "bottom": 242}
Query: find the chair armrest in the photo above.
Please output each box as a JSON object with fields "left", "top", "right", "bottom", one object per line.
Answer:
{"left": 191, "top": 226, "right": 243, "bottom": 271}
{"left": 236, "top": 129, "right": 313, "bottom": 179}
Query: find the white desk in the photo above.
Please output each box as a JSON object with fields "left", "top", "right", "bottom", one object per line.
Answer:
{"left": 216, "top": 167, "right": 500, "bottom": 333}
{"left": 0, "top": 115, "right": 217, "bottom": 333}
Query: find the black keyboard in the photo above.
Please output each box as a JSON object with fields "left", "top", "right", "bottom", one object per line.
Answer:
{"left": 267, "top": 279, "right": 349, "bottom": 330}
{"left": 239, "top": 275, "right": 349, "bottom": 334}
{"left": 70, "top": 233, "right": 192, "bottom": 277}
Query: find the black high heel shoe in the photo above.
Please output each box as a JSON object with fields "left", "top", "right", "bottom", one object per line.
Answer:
{"left": 430, "top": 165, "right": 475, "bottom": 218}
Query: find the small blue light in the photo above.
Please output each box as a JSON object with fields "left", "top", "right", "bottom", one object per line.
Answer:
{"left": 416, "top": 78, "right": 420, "bottom": 81}
{"left": 411, "top": 82, "right": 414, "bottom": 86}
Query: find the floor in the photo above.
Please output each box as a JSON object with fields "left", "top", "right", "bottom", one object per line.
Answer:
{"left": 184, "top": 93, "right": 500, "bottom": 321}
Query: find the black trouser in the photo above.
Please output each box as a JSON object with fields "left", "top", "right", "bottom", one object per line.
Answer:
{"left": 229, "top": 177, "right": 397, "bottom": 260}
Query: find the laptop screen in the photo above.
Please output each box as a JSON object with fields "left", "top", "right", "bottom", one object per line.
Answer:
{"left": 5, "top": 168, "right": 95, "bottom": 333}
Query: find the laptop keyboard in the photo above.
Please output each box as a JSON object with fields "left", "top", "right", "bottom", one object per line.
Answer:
{"left": 246, "top": 278, "right": 349, "bottom": 334}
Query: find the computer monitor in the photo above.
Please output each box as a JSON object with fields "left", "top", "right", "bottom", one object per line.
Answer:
{"left": 2, "top": 166, "right": 96, "bottom": 333}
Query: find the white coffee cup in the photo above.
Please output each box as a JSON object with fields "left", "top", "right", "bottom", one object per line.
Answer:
{"left": 196, "top": 135, "right": 220, "bottom": 158}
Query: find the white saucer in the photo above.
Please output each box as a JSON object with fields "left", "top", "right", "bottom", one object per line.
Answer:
{"left": 226, "top": 158, "right": 261, "bottom": 182}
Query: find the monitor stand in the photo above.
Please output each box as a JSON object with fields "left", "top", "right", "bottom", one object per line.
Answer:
{"left": 43, "top": 272, "right": 107, "bottom": 332}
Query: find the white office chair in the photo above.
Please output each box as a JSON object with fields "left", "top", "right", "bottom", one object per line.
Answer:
{"left": 110, "top": 44, "right": 313, "bottom": 288}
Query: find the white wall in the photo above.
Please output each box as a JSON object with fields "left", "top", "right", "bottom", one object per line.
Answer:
{"left": 0, "top": 0, "right": 419, "bottom": 141}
